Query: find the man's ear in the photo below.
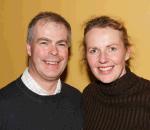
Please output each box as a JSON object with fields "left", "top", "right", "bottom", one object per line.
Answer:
{"left": 26, "top": 43, "right": 31, "bottom": 56}
{"left": 125, "top": 47, "right": 131, "bottom": 61}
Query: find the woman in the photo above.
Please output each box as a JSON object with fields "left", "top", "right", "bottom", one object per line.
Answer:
{"left": 82, "top": 16, "right": 150, "bottom": 130}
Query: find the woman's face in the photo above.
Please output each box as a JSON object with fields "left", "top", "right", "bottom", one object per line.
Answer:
{"left": 85, "top": 27, "right": 130, "bottom": 83}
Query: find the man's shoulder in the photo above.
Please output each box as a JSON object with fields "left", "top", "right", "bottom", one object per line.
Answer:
{"left": 61, "top": 82, "right": 82, "bottom": 104}
{"left": 0, "top": 77, "right": 21, "bottom": 100}
{"left": 61, "top": 82, "right": 81, "bottom": 95}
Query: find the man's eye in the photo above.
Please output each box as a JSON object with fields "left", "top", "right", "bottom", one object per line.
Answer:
{"left": 57, "top": 42, "right": 68, "bottom": 47}
{"left": 40, "top": 42, "right": 47, "bottom": 44}
{"left": 59, "top": 43, "right": 65, "bottom": 46}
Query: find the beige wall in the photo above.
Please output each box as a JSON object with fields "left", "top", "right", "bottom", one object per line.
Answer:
{"left": 0, "top": 0, "right": 150, "bottom": 91}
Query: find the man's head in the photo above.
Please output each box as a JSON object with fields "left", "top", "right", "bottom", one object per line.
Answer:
{"left": 26, "top": 12, "right": 71, "bottom": 84}
{"left": 27, "top": 11, "right": 71, "bottom": 46}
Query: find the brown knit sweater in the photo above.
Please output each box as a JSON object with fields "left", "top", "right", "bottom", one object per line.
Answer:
{"left": 82, "top": 68, "right": 150, "bottom": 130}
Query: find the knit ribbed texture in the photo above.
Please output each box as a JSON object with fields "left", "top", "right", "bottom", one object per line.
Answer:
{"left": 83, "top": 68, "right": 150, "bottom": 130}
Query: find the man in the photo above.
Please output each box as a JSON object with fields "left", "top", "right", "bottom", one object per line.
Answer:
{"left": 0, "top": 11, "right": 82, "bottom": 130}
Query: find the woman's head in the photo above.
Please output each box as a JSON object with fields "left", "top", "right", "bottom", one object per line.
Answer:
{"left": 83, "top": 16, "right": 131, "bottom": 83}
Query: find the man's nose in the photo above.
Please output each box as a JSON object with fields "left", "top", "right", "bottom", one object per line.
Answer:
{"left": 48, "top": 45, "right": 58, "bottom": 55}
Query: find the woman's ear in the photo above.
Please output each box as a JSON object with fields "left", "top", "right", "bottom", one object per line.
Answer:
{"left": 125, "top": 47, "right": 131, "bottom": 61}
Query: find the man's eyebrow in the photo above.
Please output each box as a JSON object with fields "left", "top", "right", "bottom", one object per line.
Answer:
{"left": 36, "top": 38, "right": 51, "bottom": 42}
{"left": 57, "top": 39, "right": 68, "bottom": 43}
{"left": 36, "top": 38, "right": 68, "bottom": 44}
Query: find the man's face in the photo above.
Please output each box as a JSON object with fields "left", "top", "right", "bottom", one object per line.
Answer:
{"left": 85, "top": 27, "right": 130, "bottom": 83}
{"left": 27, "top": 20, "right": 69, "bottom": 83}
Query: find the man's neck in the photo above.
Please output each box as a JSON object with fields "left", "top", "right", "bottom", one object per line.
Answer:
{"left": 21, "top": 68, "right": 61, "bottom": 95}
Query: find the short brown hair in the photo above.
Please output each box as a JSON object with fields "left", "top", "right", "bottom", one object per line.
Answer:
{"left": 27, "top": 11, "right": 71, "bottom": 46}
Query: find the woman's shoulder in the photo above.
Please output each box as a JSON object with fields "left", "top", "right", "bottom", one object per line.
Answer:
{"left": 82, "top": 82, "right": 96, "bottom": 94}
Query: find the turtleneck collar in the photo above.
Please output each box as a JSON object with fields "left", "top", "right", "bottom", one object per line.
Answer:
{"left": 94, "top": 67, "right": 139, "bottom": 96}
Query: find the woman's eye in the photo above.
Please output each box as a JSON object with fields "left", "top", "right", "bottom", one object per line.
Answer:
{"left": 109, "top": 47, "right": 117, "bottom": 51}
{"left": 89, "top": 48, "right": 97, "bottom": 53}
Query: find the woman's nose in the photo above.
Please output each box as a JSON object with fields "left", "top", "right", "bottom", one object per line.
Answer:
{"left": 98, "top": 52, "right": 108, "bottom": 64}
